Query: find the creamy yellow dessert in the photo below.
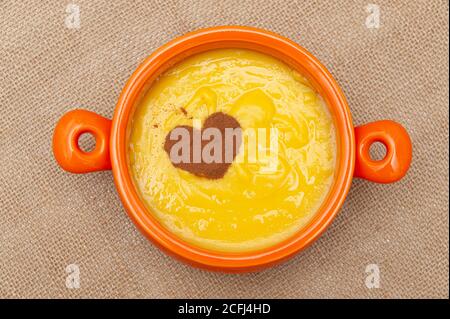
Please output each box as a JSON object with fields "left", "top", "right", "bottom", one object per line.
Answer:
{"left": 128, "top": 49, "right": 336, "bottom": 252}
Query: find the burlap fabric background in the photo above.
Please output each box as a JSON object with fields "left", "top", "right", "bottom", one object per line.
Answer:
{"left": 0, "top": 0, "right": 448, "bottom": 298}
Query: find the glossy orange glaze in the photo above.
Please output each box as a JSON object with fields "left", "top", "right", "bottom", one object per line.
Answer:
{"left": 53, "top": 26, "right": 412, "bottom": 272}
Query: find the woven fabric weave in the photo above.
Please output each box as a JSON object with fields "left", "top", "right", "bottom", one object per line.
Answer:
{"left": 0, "top": 0, "right": 448, "bottom": 298}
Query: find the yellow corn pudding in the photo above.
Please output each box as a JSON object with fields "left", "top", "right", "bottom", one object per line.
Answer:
{"left": 128, "top": 49, "right": 336, "bottom": 252}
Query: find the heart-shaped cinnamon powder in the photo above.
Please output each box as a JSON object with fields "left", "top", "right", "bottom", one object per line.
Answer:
{"left": 164, "top": 112, "right": 242, "bottom": 179}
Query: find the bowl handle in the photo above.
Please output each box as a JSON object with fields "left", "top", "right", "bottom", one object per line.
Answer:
{"left": 53, "top": 109, "right": 112, "bottom": 173}
{"left": 354, "top": 120, "right": 412, "bottom": 183}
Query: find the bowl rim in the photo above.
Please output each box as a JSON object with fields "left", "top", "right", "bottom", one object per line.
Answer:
{"left": 110, "top": 25, "right": 355, "bottom": 272}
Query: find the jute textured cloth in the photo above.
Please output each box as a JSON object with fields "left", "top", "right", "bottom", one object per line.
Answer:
{"left": 0, "top": 0, "right": 448, "bottom": 298}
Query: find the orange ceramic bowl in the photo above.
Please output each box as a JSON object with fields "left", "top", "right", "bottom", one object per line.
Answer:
{"left": 53, "top": 26, "right": 412, "bottom": 272}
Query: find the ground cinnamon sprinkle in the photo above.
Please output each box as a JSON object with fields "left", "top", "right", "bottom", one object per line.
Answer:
{"left": 164, "top": 112, "right": 241, "bottom": 179}
{"left": 180, "top": 107, "right": 188, "bottom": 116}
